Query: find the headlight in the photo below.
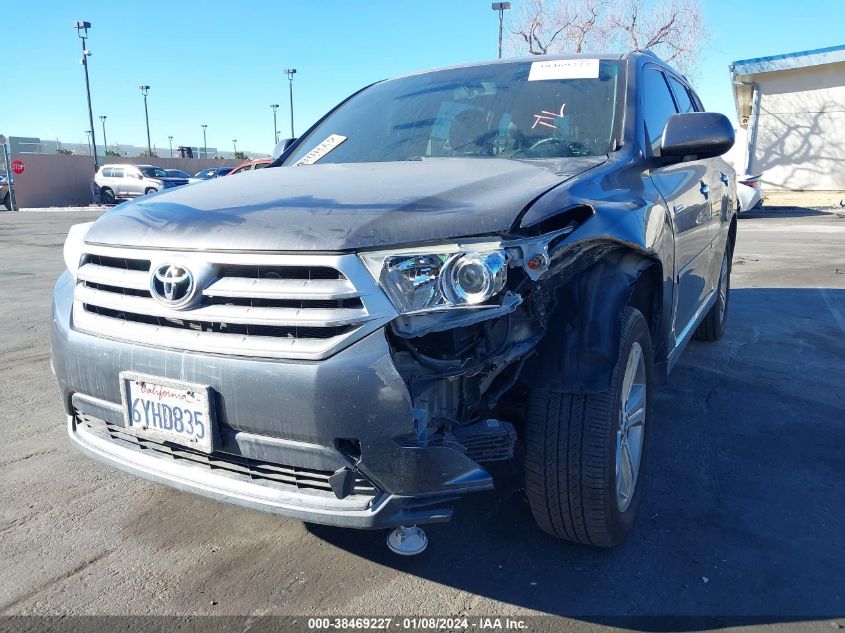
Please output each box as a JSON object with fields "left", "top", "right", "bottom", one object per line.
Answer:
{"left": 360, "top": 245, "right": 507, "bottom": 314}
{"left": 63, "top": 222, "right": 93, "bottom": 278}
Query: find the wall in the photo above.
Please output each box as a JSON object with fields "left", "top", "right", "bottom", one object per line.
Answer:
{"left": 6, "top": 154, "right": 240, "bottom": 208}
{"left": 750, "top": 61, "right": 845, "bottom": 190}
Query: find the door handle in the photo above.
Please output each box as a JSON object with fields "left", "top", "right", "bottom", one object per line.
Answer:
{"left": 700, "top": 181, "right": 710, "bottom": 198}
{"left": 720, "top": 172, "right": 730, "bottom": 185}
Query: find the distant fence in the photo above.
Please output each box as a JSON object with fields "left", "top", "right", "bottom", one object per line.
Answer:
{"left": 7, "top": 154, "right": 240, "bottom": 208}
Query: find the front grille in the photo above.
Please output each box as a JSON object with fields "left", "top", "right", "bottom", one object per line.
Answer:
{"left": 71, "top": 246, "right": 396, "bottom": 360}
{"left": 75, "top": 410, "right": 378, "bottom": 499}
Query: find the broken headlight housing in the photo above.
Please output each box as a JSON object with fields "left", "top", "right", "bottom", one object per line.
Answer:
{"left": 360, "top": 245, "right": 507, "bottom": 314}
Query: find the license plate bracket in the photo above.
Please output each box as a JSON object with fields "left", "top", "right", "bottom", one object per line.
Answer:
{"left": 119, "top": 371, "right": 215, "bottom": 454}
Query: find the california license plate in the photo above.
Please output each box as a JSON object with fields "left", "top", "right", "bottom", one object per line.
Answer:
{"left": 119, "top": 372, "right": 213, "bottom": 453}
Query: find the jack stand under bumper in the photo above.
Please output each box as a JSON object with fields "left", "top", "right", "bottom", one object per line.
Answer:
{"left": 386, "top": 525, "right": 428, "bottom": 556}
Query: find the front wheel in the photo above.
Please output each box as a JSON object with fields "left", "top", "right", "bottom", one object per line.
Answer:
{"left": 144, "top": 187, "right": 157, "bottom": 196}
{"left": 525, "top": 306, "right": 653, "bottom": 547}
{"left": 2, "top": 192, "right": 10, "bottom": 211}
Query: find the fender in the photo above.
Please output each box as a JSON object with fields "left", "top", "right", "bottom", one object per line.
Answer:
{"left": 525, "top": 251, "right": 660, "bottom": 393}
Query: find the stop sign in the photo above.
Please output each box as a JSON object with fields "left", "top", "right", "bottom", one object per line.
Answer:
{"left": 10, "top": 159, "right": 25, "bottom": 175}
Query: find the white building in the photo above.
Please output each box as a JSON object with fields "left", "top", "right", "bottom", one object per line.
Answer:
{"left": 730, "top": 44, "right": 845, "bottom": 191}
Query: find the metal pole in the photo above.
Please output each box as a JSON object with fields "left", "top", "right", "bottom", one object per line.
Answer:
{"left": 168, "top": 136, "right": 173, "bottom": 158}
{"left": 100, "top": 116, "right": 108, "bottom": 155}
{"left": 288, "top": 79, "right": 294, "bottom": 137}
{"left": 1, "top": 138, "right": 16, "bottom": 212}
{"left": 143, "top": 94, "right": 151, "bottom": 155}
{"left": 202, "top": 125, "right": 207, "bottom": 160}
{"left": 86, "top": 130, "right": 92, "bottom": 155}
{"left": 491, "top": 3, "right": 510, "bottom": 60}
{"left": 285, "top": 68, "right": 296, "bottom": 138}
{"left": 271, "top": 104, "right": 279, "bottom": 144}
{"left": 232, "top": 139, "right": 237, "bottom": 155}
{"left": 499, "top": 9, "right": 503, "bottom": 59}
{"left": 78, "top": 25, "right": 98, "bottom": 171}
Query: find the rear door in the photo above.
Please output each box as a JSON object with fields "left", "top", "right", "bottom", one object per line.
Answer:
{"left": 643, "top": 65, "right": 713, "bottom": 341}
{"left": 111, "top": 167, "right": 127, "bottom": 196}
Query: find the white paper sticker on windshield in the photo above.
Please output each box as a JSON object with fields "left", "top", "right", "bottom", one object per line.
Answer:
{"left": 528, "top": 59, "right": 599, "bottom": 81}
{"left": 294, "top": 134, "right": 348, "bottom": 166}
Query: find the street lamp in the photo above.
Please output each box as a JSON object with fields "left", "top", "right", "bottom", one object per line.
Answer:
{"left": 75, "top": 21, "right": 98, "bottom": 171}
{"left": 99, "top": 115, "right": 108, "bottom": 155}
{"left": 284, "top": 68, "right": 297, "bottom": 137}
{"left": 270, "top": 104, "right": 279, "bottom": 144}
{"left": 85, "top": 130, "right": 93, "bottom": 156}
{"left": 491, "top": 3, "right": 511, "bottom": 60}
{"left": 201, "top": 124, "right": 208, "bottom": 159}
{"left": 138, "top": 85, "right": 151, "bottom": 156}
{"left": 232, "top": 139, "right": 238, "bottom": 155}
{"left": 168, "top": 135, "right": 173, "bottom": 158}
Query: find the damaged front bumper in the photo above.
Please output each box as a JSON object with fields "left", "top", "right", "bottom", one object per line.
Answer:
{"left": 51, "top": 272, "right": 494, "bottom": 529}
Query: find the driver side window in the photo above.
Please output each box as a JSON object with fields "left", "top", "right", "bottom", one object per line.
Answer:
{"left": 642, "top": 68, "right": 679, "bottom": 156}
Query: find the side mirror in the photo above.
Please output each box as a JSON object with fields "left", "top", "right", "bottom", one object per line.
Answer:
{"left": 272, "top": 138, "right": 296, "bottom": 159}
{"left": 659, "top": 112, "right": 735, "bottom": 161}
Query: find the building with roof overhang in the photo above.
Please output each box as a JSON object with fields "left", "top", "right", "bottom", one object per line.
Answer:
{"left": 730, "top": 44, "right": 845, "bottom": 191}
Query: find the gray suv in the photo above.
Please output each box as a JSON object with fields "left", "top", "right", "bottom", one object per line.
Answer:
{"left": 94, "top": 164, "right": 188, "bottom": 204}
{"left": 53, "top": 51, "right": 736, "bottom": 553}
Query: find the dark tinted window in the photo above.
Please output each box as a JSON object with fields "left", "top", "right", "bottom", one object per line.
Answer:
{"left": 218, "top": 167, "right": 233, "bottom": 176}
{"left": 113, "top": 168, "right": 125, "bottom": 178}
{"left": 254, "top": 161, "right": 269, "bottom": 170}
{"left": 102, "top": 167, "right": 114, "bottom": 177}
{"left": 139, "top": 166, "right": 169, "bottom": 178}
{"left": 642, "top": 68, "right": 678, "bottom": 154}
{"left": 667, "top": 76, "right": 694, "bottom": 113}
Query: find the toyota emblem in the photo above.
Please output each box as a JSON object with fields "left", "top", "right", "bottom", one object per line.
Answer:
{"left": 150, "top": 263, "right": 195, "bottom": 307}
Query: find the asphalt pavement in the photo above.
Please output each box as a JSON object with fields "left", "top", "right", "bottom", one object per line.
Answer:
{"left": 1, "top": 206, "right": 843, "bottom": 631}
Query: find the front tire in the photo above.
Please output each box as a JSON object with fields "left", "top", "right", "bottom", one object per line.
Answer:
{"left": 144, "top": 187, "right": 157, "bottom": 196}
{"left": 2, "top": 192, "right": 10, "bottom": 211}
{"left": 525, "top": 306, "right": 653, "bottom": 547}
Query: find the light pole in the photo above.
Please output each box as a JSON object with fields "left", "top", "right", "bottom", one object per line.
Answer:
{"left": 168, "top": 135, "right": 173, "bottom": 158}
{"left": 491, "top": 3, "right": 511, "bottom": 60}
{"left": 75, "top": 21, "right": 98, "bottom": 171}
{"left": 201, "top": 124, "right": 208, "bottom": 159}
{"left": 99, "top": 115, "right": 108, "bottom": 155}
{"left": 284, "top": 68, "right": 297, "bottom": 137}
{"left": 138, "top": 85, "right": 151, "bottom": 155}
{"left": 85, "top": 130, "right": 93, "bottom": 155}
{"left": 232, "top": 139, "right": 238, "bottom": 156}
{"left": 270, "top": 104, "right": 279, "bottom": 144}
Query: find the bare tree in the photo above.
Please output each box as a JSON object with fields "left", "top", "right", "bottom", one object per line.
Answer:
{"left": 510, "top": 0, "right": 708, "bottom": 75}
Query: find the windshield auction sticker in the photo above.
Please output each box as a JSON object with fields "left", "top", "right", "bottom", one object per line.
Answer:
{"left": 295, "top": 134, "right": 348, "bottom": 165}
{"left": 528, "top": 58, "right": 599, "bottom": 81}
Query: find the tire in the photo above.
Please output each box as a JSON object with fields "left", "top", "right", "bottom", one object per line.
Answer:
{"left": 693, "top": 243, "right": 732, "bottom": 342}
{"left": 2, "top": 192, "right": 10, "bottom": 211}
{"left": 144, "top": 187, "right": 157, "bottom": 195}
{"left": 525, "top": 306, "right": 653, "bottom": 547}
{"left": 100, "top": 187, "right": 116, "bottom": 205}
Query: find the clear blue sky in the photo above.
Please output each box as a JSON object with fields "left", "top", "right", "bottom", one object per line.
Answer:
{"left": 3, "top": 0, "right": 844, "bottom": 155}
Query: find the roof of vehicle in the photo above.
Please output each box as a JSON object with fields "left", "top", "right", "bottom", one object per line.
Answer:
{"left": 388, "top": 50, "right": 654, "bottom": 82}
{"left": 100, "top": 164, "right": 159, "bottom": 170}
{"left": 229, "top": 157, "right": 272, "bottom": 172}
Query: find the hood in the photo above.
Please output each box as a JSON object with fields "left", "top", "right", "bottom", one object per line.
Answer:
{"left": 85, "top": 157, "right": 605, "bottom": 251}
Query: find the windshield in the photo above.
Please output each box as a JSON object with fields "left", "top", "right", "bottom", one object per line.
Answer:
{"left": 285, "top": 59, "right": 622, "bottom": 165}
{"left": 139, "top": 166, "right": 169, "bottom": 178}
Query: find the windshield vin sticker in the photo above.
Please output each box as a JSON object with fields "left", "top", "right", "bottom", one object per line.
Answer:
{"left": 295, "top": 134, "right": 348, "bottom": 166}
{"left": 528, "top": 59, "right": 599, "bottom": 81}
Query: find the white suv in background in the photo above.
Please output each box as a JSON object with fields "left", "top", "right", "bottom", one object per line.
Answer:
{"left": 94, "top": 164, "right": 188, "bottom": 204}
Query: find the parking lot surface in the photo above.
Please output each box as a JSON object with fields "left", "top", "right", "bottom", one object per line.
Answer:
{"left": 1, "top": 207, "right": 844, "bottom": 630}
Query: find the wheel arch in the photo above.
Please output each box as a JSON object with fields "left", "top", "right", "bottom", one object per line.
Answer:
{"left": 525, "top": 246, "right": 666, "bottom": 394}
